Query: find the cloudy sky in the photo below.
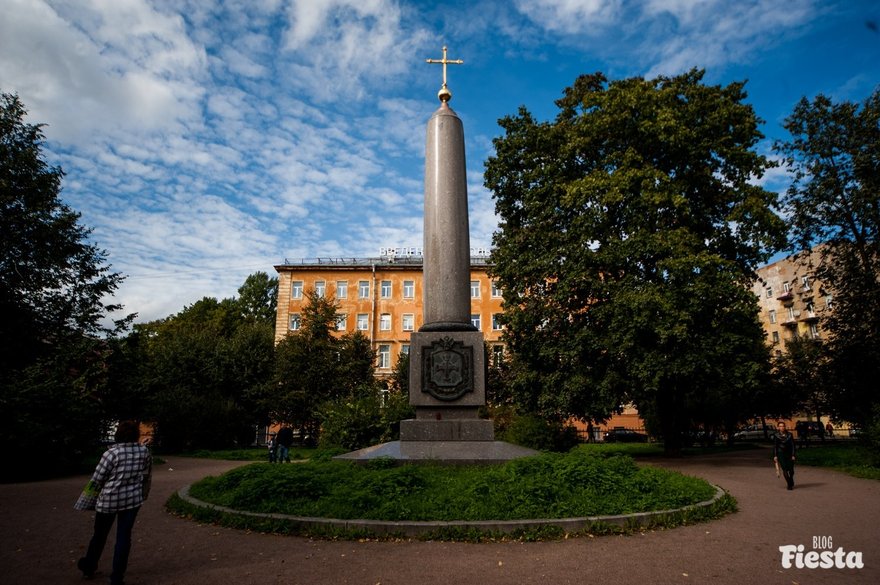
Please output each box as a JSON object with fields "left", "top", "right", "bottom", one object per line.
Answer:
{"left": 2, "top": 0, "right": 878, "bottom": 324}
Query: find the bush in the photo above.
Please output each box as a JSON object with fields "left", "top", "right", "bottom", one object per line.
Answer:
{"left": 318, "top": 389, "right": 413, "bottom": 451}
{"left": 502, "top": 414, "right": 580, "bottom": 452}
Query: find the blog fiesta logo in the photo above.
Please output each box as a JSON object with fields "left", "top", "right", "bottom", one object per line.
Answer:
{"left": 779, "top": 536, "right": 864, "bottom": 569}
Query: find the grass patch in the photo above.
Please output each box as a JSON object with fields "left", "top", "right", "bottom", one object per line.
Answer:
{"left": 796, "top": 443, "right": 880, "bottom": 480}
{"left": 185, "top": 449, "right": 716, "bottom": 522}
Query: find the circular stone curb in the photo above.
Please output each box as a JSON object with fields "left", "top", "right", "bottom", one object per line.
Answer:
{"left": 175, "top": 484, "right": 728, "bottom": 538}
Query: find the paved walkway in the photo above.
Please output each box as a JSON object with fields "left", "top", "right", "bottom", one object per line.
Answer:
{"left": 1, "top": 447, "right": 878, "bottom": 585}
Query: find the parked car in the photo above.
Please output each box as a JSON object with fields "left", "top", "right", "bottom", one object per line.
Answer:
{"left": 604, "top": 428, "right": 649, "bottom": 443}
{"left": 734, "top": 424, "right": 775, "bottom": 441}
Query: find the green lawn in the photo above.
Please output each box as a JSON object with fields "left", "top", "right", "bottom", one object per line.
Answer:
{"left": 186, "top": 448, "right": 718, "bottom": 521}
{"left": 796, "top": 443, "right": 880, "bottom": 480}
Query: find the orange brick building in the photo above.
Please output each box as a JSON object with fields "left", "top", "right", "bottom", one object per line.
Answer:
{"left": 274, "top": 254, "right": 506, "bottom": 381}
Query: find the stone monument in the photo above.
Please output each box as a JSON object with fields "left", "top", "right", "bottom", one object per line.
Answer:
{"left": 335, "top": 47, "right": 536, "bottom": 463}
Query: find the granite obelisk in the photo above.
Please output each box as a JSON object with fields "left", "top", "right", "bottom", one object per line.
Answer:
{"left": 335, "top": 48, "right": 536, "bottom": 463}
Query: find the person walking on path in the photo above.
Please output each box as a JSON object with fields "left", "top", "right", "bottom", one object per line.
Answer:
{"left": 773, "top": 420, "right": 797, "bottom": 490}
{"left": 77, "top": 420, "right": 152, "bottom": 585}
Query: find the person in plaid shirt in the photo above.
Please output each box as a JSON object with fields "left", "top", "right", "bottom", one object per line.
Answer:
{"left": 77, "top": 420, "right": 152, "bottom": 585}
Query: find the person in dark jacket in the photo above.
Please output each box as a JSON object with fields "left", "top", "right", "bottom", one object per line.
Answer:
{"left": 276, "top": 426, "right": 294, "bottom": 463}
{"left": 774, "top": 421, "right": 797, "bottom": 490}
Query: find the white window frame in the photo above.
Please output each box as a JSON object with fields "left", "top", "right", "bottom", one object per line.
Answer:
{"left": 378, "top": 344, "right": 391, "bottom": 369}
{"left": 356, "top": 313, "right": 369, "bottom": 331}
{"left": 380, "top": 313, "right": 391, "bottom": 331}
{"left": 470, "top": 280, "right": 481, "bottom": 298}
{"left": 492, "top": 313, "right": 503, "bottom": 330}
{"left": 358, "top": 280, "right": 370, "bottom": 299}
{"left": 290, "top": 313, "right": 301, "bottom": 331}
{"left": 400, "top": 344, "right": 410, "bottom": 356}
{"left": 314, "top": 280, "right": 326, "bottom": 298}
{"left": 381, "top": 280, "right": 392, "bottom": 299}
{"left": 491, "top": 281, "right": 502, "bottom": 298}
{"left": 809, "top": 323, "right": 820, "bottom": 339}
{"left": 402, "top": 313, "right": 414, "bottom": 331}
{"left": 336, "top": 280, "right": 348, "bottom": 299}
{"left": 291, "top": 280, "right": 303, "bottom": 299}
{"left": 403, "top": 280, "right": 415, "bottom": 299}
{"left": 766, "top": 287, "right": 772, "bottom": 298}
{"left": 336, "top": 313, "right": 347, "bottom": 331}
{"left": 802, "top": 275, "right": 810, "bottom": 289}
{"left": 771, "top": 331, "right": 780, "bottom": 344}
{"left": 471, "top": 314, "right": 481, "bottom": 331}
{"left": 769, "top": 310, "right": 776, "bottom": 324}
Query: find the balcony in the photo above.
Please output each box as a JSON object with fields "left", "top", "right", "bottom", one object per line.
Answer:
{"left": 800, "top": 311, "right": 819, "bottom": 322}
{"left": 776, "top": 290, "right": 794, "bottom": 304}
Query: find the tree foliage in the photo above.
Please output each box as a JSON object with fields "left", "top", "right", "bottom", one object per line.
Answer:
{"left": 265, "top": 290, "right": 379, "bottom": 439}
{"left": 0, "top": 92, "right": 132, "bottom": 478}
{"left": 237, "top": 270, "right": 278, "bottom": 324}
{"left": 775, "top": 89, "right": 880, "bottom": 426}
{"left": 484, "top": 70, "right": 786, "bottom": 452}
{"left": 135, "top": 292, "right": 275, "bottom": 451}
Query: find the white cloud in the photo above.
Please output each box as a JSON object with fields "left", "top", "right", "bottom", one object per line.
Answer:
{"left": 514, "top": 0, "right": 623, "bottom": 34}
{"left": 280, "top": 0, "right": 430, "bottom": 101}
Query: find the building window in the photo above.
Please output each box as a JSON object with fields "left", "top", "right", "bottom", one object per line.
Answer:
{"left": 336, "top": 313, "right": 347, "bottom": 331}
{"left": 400, "top": 344, "right": 410, "bottom": 355}
{"left": 769, "top": 310, "right": 776, "bottom": 324}
{"left": 378, "top": 344, "right": 391, "bottom": 369}
{"left": 314, "top": 280, "right": 326, "bottom": 298}
{"left": 381, "top": 280, "right": 392, "bottom": 298}
{"left": 771, "top": 331, "right": 780, "bottom": 344}
{"left": 356, "top": 313, "right": 369, "bottom": 331}
{"left": 826, "top": 294, "right": 833, "bottom": 310}
{"left": 336, "top": 280, "right": 348, "bottom": 299}
{"left": 492, "top": 313, "right": 503, "bottom": 330}
{"left": 783, "top": 282, "right": 790, "bottom": 293}
{"left": 766, "top": 287, "right": 772, "bottom": 298}
{"left": 403, "top": 280, "right": 415, "bottom": 299}
{"left": 491, "top": 344, "right": 505, "bottom": 364}
{"left": 787, "top": 306, "right": 796, "bottom": 320}
{"left": 402, "top": 314, "right": 414, "bottom": 331}
{"left": 290, "top": 314, "right": 301, "bottom": 331}
{"left": 471, "top": 314, "right": 481, "bottom": 330}
{"left": 380, "top": 313, "right": 391, "bottom": 331}
{"left": 806, "top": 302, "right": 814, "bottom": 316}
{"left": 291, "top": 280, "right": 303, "bottom": 299}
{"left": 492, "top": 281, "right": 502, "bottom": 298}
{"left": 802, "top": 275, "right": 810, "bottom": 289}
{"left": 810, "top": 323, "right": 820, "bottom": 339}
{"left": 470, "top": 280, "right": 480, "bottom": 298}
{"left": 358, "top": 280, "right": 370, "bottom": 298}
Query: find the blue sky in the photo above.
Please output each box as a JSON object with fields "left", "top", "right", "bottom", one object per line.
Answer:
{"left": 1, "top": 0, "right": 878, "bottom": 324}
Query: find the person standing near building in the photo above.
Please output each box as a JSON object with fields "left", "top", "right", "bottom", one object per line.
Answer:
{"left": 277, "top": 426, "right": 294, "bottom": 463}
{"left": 77, "top": 420, "right": 152, "bottom": 585}
{"left": 773, "top": 421, "right": 797, "bottom": 490}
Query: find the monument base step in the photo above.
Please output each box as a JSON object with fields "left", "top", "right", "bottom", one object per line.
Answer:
{"left": 333, "top": 440, "right": 539, "bottom": 465}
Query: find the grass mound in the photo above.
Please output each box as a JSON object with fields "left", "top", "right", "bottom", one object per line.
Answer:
{"left": 187, "top": 448, "right": 716, "bottom": 521}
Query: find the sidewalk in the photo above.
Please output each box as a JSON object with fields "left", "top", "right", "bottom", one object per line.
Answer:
{"left": 1, "top": 448, "right": 877, "bottom": 584}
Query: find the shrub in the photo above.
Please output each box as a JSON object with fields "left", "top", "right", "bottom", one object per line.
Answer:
{"left": 502, "top": 413, "right": 580, "bottom": 452}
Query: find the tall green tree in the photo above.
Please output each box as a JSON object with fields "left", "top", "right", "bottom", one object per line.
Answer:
{"left": 1, "top": 93, "right": 131, "bottom": 478}
{"left": 136, "top": 287, "right": 274, "bottom": 450}
{"left": 484, "top": 70, "right": 787, "bottom": 453}
{"left": 237, "top": 270, "right": 278, "bottom": 324}
{"left": 775, "top": 90, "right": 880, "bottom": 427}
{"left": 267, "top": 290, "right": 377, "bottom": 438}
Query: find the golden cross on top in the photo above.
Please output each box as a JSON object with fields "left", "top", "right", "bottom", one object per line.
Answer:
{"left": 425, "top": 46, "right": 463, "bottom": 103}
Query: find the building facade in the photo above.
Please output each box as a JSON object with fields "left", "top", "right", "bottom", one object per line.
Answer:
{"left": 752, "top": 248, "right": 830, "bottom": 355}
{"left": 274, "top": 255, "right": 506, "bottom": 379}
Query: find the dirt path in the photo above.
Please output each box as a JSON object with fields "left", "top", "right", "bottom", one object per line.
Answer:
{"left": 1, "top": 447, "right": 877, "bottom": 584}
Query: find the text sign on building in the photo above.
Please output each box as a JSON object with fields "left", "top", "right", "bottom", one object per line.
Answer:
{"left": 379, "top": 246, "right": 491, "bottom": 259}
